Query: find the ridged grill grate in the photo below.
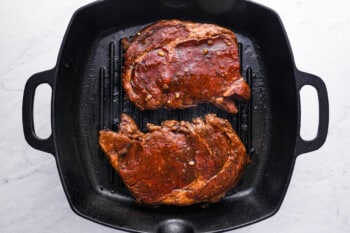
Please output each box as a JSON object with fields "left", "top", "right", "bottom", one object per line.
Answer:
{"left": 98, "top": 39, "right": 254, "bottom": 184}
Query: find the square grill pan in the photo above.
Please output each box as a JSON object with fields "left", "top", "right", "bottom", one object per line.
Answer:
{"left": 22, "top": 0, "right": 329, "bottom": 232}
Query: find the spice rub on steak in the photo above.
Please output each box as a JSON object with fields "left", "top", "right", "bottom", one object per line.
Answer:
{"left": 99, "top": 114, "right": 248, "bottom": 205}
{"left": 123, "top": 20, "right": 251, "bottom": 114}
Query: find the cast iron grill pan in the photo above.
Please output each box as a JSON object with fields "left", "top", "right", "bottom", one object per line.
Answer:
{"left": 22, "top": 0, "right": 329, "bottom": 232}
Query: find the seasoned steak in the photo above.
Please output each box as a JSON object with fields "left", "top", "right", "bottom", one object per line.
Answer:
{"left": 123, "top": 20, "right": 251, "bottom": 114}
{"left": 99, "top": 114, "right": 248, "bottom": 205}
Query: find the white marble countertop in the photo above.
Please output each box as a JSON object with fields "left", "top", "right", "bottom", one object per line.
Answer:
{"left": 0, "top": 0, "right": 349, "bottom": 232}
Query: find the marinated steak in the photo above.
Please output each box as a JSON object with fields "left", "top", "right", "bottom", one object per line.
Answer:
{"left": 123, "top": 20, "right": 251, "bottom": 114}
{"left": 99, "top": 114, "right": 248, "bottom": 205}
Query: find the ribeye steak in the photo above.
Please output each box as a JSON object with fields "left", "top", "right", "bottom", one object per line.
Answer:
{"left": 99, "top": 114, "right": 248, "bottom": 205}
{"left": 123, "top": 20, "right": 251, "bottom": 114}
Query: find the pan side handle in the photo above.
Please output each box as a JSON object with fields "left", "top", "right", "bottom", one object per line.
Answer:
{"left": 295, "top": 70, "right": 329, "bottom": 156}
{"left": 22, "top": 69, "right": 55, "bottom": 155}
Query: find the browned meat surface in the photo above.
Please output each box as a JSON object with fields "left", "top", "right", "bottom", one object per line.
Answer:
{"left": 123, "top": 20, "right": 251, "bottom": 114}
{"left": 99, "top": 114, "right": 248, "bottom": 205}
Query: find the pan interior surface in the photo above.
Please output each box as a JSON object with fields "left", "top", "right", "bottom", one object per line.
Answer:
{"left": 53, "top": 1, "right": 299, "bottom": 232}
{"left": 82, "top": 25, "right": 266, "bottom": 199}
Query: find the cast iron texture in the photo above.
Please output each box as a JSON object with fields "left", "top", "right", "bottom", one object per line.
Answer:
{"left": 23, "top": 0, "right": 329, "bottom": 232}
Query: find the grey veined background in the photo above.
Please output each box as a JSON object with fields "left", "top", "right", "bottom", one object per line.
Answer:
{"left": 0, "top": 0, "right": 349, "bottom": 232}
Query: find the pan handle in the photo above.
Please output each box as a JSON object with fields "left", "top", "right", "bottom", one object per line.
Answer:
{"left": 22, "top": 69, "right": 55, "bottom": 155}
{"left": 295, "top": 70, "right": 329, "bottom": 156}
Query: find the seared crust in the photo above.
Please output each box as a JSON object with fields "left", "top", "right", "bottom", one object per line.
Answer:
{"left": 123, "top": 20, "right": 251, "bottom": 114}
{"left": 99, "top": 114, "right": 248, "bottom": 205}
